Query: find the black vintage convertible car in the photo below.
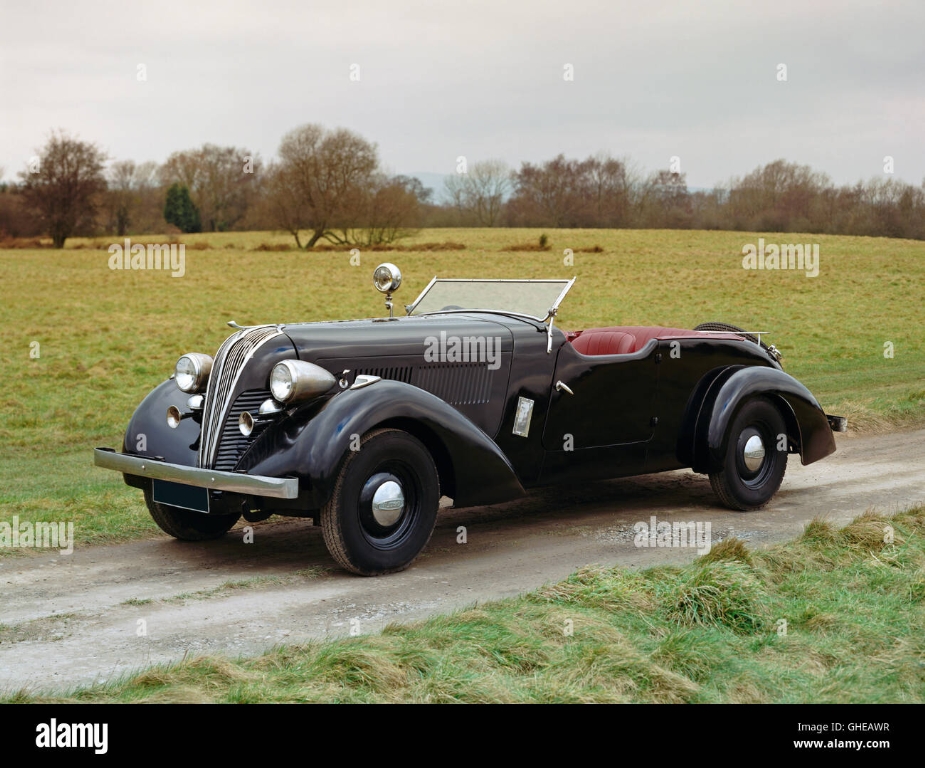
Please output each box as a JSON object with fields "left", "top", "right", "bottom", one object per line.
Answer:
{"left": 95, "top": 264, "right": 845, "bottom": 575}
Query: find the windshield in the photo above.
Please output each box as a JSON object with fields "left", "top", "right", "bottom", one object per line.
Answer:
{"left": 408, "top": 278, "right": 575, "bottom": 320}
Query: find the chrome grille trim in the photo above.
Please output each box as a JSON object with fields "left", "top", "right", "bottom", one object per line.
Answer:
{"left": 198, "top": 325, "right": 283, "bottom": 469}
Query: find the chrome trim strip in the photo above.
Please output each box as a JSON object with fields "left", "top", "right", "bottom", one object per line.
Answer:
{"left": 198, "top": 325, "right": 283, "bottom": 469}
{"left": 404, "top": 275, "right": 438, "bottom": 314}
{"left": 414, "top": 278, "right": 575, "bottom": 284}
{"left": 413, "top": 308, "right": 546, "bottom": 323}
{"left": 696, "top": 330, "right": 770, "bottom": 345}
{"left": 350, "top": 374, "right": 381, "bottom": 390}
{"left": 544, "top": 276, "right": 577, "bottom": 322}
{"left": 94, "top": 449, "right": 299, "bottom": 499}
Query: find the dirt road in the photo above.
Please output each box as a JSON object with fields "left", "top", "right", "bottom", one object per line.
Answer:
{"left": 2, "top": 429, "right": 923, "bottom": 693}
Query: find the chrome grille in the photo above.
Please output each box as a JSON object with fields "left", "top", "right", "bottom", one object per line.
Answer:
{"left": 198, "top": 325, "right": 282, "bottom": 469}
{"left": 214, "top": 389, "right": 272, "bottom": 471}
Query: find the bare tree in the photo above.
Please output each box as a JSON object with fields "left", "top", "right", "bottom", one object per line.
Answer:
{"left": 391, "top": 175, "right": 433, "bottom": 206}
{"left": 343, "top": 174, "right": 422, "bottom": 246}
{"left": 443, "top": 160, "right": 511, "bottom": 226}
{"left": 160, "top": 144, "right": 259, "bottom": 231}
{"left": 0, "top": 185, "right": 42, "bottom": 238}
{"left": 265, "top": 124, "right": 381, "bottom": 248}
{"left": 18, "top": 130, "right": 107, "bottom": 248}
{"left": 586, "top": 153, "right": 635, "bottom": 227}
{"left": 507, "top": 155, "right": 596, "bottom": 227}
{"left": 639, "top": 170, "right": 691, "bottom": 228}
{"left": 726, "top": 159, "right": 831, "bottom": 232}
{"left": 105, "top": 160, "right": 158, "bottom": 236}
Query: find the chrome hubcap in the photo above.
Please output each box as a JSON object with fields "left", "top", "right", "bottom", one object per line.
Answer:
{"left": 743, "top": 435, "right": 766, "bottom": 472}
{"left": 371, "top": 480, "right": 405, "bottom": 526}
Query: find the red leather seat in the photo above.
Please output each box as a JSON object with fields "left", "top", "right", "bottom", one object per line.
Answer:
{"left": 571, "top": 330, "right": 637, "bottom": 356}
{"left": 569, "top": 326, "right": 729, "bottom": 356}
{"left": 620, "top": 326, "right": 699, "bottom": 352}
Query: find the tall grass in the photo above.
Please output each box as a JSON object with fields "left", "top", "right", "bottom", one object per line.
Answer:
{"left": 5, "top": 507, "right": 923, "bottom": 703}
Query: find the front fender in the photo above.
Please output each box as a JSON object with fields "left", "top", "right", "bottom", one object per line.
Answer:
{"left": 122, "top": 379, "right": 200, "bottom": 466}
{"left": 243, "top": 380, "right": 526, "bottom": 509}
{"left": 694, "top": 366, "right": 836, "bottom": 472}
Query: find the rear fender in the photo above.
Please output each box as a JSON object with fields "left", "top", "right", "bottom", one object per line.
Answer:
{"left": 691, "top": 366, "right": 835, "bottom": 472}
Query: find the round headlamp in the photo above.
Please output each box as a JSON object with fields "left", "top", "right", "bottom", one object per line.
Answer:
{"left": 269, "top": 360, "right": 336, "bottom": 404}
{"left": 175, "top": 353, "right": 213, "bottom": 393}
{"left": 269, "top": 363, "right": 294, "bottom": 402}
{"left": 373, "top": 263, "right": 402, "bottom": 293}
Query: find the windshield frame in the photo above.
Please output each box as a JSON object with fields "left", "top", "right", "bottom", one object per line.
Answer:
{"left": 405, "top": 277, "right": 576, "bottom": 322}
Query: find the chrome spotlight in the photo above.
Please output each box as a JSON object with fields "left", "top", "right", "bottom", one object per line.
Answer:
{"left": 373, "top": 263, "right": 402, "bottom": 317}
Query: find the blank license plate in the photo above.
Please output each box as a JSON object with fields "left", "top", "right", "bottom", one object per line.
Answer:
{"left": 152, "top": 480, "right": 210, "bottom": 514}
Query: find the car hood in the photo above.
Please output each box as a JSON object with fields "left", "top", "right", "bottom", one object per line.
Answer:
{"left": 282, "top": 313, "right": 516, "bottom": 364}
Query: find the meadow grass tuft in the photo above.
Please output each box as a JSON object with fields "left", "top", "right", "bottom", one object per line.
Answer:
{"left": 665, "top": 560, "right": 768, "bottom": 634}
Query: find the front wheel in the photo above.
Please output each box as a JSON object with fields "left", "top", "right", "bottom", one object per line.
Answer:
{"left": 143, "top": 487, "right": 241, "bottom": 540}
{"left": 709, "top": 397, "right": 787, "bottom": 511}
{"left": 321, "top": 428, "right": 440, "bottom": 575}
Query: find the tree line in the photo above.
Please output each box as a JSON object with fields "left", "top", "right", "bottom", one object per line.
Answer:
{"left": 1, "top": 126, "right": 923, "bottom": 248}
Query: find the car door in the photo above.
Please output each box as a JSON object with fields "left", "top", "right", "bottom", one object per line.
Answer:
{"left": 542, "top": 341, "right": 659, "bottom": 450}
{"left": 539, "top": 340, "right": 659, "bottom": 482}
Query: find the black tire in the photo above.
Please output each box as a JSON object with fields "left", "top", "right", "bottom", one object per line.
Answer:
{"left": 143, "top": 486, "right": 241, "bottom": 541}
{"left": 709, "top": 396, "right": 787, "bottom": 511}
{"left": 694, "top": 322, "right": 764, "bottom": 348}
{"left": 321, "top": 428, "right": 439, "bottom": 576}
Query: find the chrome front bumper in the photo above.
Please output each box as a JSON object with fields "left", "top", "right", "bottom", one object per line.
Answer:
{"left": 93, "top": 448, "right": 299, "bottom": 499}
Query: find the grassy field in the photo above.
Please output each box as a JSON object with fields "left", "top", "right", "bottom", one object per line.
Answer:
{"left": 0, "top": 228, "right": 923, "bottom": 551}
{"left": 5, "top": 507, "right": 923, "bottom": 703}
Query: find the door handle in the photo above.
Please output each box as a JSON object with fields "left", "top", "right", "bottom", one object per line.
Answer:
{"left": 555, "top": 381, "right": 574, "bottom": 395}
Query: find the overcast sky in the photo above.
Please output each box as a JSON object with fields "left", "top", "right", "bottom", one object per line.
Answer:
{"left": 1, "top": 0, "right": 923, "bottom": 191}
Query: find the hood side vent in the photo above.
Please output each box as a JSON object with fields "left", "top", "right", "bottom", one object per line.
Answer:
{"left": 413, "top": 363, "right": 493, "bottom": 406}
{"left": 355, "top": 366, "right": 413, "bottom": 384}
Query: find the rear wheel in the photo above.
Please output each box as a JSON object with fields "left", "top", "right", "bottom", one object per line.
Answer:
{"left": 321, "top": 429, "right": 440, "bottom": 575}
{"left": 143, "top": 487, "right": 241, "bottom": 540}
{"left": 709, "top": 397, "right": 787, "bottom": 511}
